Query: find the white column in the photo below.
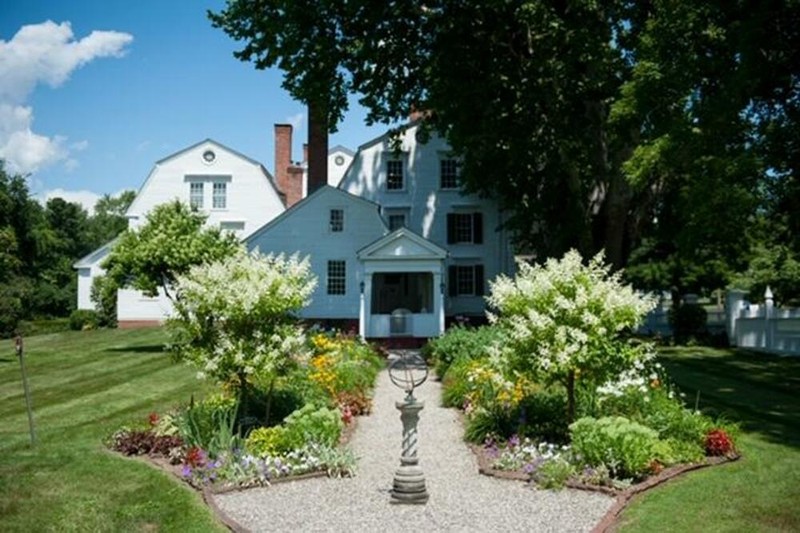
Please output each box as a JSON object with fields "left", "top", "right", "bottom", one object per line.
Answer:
{"left": 363, "top": 272, "right": 373, "bottom": 339}
{"left": 433, "top": 270, "right": 444, "bottom": 336}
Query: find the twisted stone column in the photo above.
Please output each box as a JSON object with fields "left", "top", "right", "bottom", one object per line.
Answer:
{"left": 390, "top": 399, "right": 429, "bottom": 504}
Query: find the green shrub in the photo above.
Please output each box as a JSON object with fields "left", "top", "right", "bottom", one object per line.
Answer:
{"left": 246, "top": 426, "right": 291, "bottom": 457}
{"left": 69, "top": 309, "right": 99, "bottom": 331}
{"left": 669, "top": 303, "right": 708, "bottom": 344}
{"left": 16, "top": 318, "right": 71, "bottom": 337}
{"left": 533, "top": 457, "right": 577, "bottom": 489}
{"left": 282, "top": 404, "right": 343, "bottom": 449}
{"left": 570, "top": 416, "right": 660, "bottom": 480}
{"left": 90, "top": 275, "right": 118, "bottom": 328}
{"left": 517, "top": 388, "right": 570, "bottom": 444}
{"left": 424, "top": 325, "right": 505, "bottom": 378}
{"left": 441, "top": 356, "right": 479, "bottom": 408}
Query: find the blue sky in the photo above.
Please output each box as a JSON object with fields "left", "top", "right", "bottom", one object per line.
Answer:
{"left": 0, "top": 0, "right": 387, "bottom": 212}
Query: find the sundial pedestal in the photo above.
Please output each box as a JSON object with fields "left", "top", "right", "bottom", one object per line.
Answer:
{"left": 387, "top": 352, "right": 430, "bottom": 505}
{"left": 390, "top": 399, "right": 428, "bottom": 504}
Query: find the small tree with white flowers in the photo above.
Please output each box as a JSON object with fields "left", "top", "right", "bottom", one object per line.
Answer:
{"left": 486, "top": 250, "right": 657, "bottom": 421}
{"left": 167, "top": 249, "right": 317, "bottom": 421}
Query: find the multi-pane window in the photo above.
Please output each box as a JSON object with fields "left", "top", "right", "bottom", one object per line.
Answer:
{"left": 327, "top": 260, "right": 346, "bottom": 295}
{"left": 448, "top": 265, "right": 485, "bottom": 297}
{"left": 213, "top": 182, "right": 227, "bottom": 209}
{"left": 189, "top": 182, "right": 204, "bottom": 208}
{"left": 440, "top": 159, "right": 459, "bottom": 189}
{"left": 387, "top": 160, "right": 404, "bottom": 190}
{"left": 446, "top": 213, "right": 483, "bottom": 244}
{"left": 329, "top": 209, "right": 344, "bottom": 232}
{"left": 388, "top": 214, "right": 406, "bottom": 231}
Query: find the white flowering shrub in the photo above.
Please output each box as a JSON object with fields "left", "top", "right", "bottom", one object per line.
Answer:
{"left": 167, "top": 249, "right": 317, "bottom": 391}
{"left": 486, "top": 250, "right": 657, "bottom": 419}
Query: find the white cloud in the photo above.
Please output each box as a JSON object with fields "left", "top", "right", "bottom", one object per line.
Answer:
{"left": 0, "top": 21, "right": 132, "bottom": 174}
{"left": 39, "top": 188, "right": 101, "bottom": 214}
{"left": 285, "top": 112, "right": 305, "bottom": 132}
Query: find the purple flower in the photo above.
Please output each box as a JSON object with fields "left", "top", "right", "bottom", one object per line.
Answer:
{"left": 508, "top": 434, "right": 520, "bottom": 449}
{"left": 523, "top": 463, "right": 536, "bottom": 474}
{"left": 181, "top": 465, "right": 192, "bottom": 478}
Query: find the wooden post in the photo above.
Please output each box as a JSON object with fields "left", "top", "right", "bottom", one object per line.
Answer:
{"left": 15, "top": 336, "right": 37, "bottom": 447}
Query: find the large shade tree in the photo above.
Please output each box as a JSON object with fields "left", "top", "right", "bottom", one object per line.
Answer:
{"left": 211, "top": 0, "right": 798, "bottom": 299}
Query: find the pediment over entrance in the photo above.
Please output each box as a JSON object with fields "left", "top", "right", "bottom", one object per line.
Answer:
{"left": 357, "top": 228, "right": 448, "bottom": 260}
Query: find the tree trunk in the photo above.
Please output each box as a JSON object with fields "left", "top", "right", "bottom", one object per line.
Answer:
{"left": 566, "top": 369, "right": 576, "bottom": 423}
{"left": 603, "top": 172, "right": 632, "bottom": 270}
{"left": 264, "top": 377, "right": 276, "bottom": 427}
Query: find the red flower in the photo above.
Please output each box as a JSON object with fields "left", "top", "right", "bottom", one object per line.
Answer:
{"left": 185, "top": 446, "right": 207, "bottom": 468}
{"left": 705, "top": 429, "right": 734, "bottom": 456}
{"left": 148, "top": 412, "right": 160, "bottom": 427}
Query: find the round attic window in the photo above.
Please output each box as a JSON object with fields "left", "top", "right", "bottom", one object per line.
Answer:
{"left": 202, "top": 150, "right": 216, "bottom": 163}
{"left": 334, "top": 155, "right": 345, "bottom": 166}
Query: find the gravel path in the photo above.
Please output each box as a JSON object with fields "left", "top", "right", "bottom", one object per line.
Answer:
{"left": 213, "top": 351, "right": 614, "bottom": 532}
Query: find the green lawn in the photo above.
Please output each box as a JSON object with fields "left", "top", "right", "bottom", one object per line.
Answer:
{"left": 0, "top": 328, "right": 225, "bottom": 532}
{"left": 617, "top": 346, "right": 800, "bottom": 532}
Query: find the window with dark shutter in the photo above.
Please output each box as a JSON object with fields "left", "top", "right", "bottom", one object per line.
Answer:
{"left": 472, "top": 213, "right": 483, "bottom": 244}
{"left": 474, "top": 265, "right": 485, "bottom": 295}
{"left": 448, "top": 266, "right": 458, "bottom": 297}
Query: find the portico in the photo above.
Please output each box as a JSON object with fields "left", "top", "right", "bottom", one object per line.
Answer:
{"left": 357, "top": 228, "right": 448, "bottom": 339}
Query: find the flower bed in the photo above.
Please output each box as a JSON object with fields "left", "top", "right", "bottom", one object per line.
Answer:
{"left": 431, "top": 250, "right": 741, "bottom": 493}
{"left": 108, "top": 330, "right": 383, "bottom": 491}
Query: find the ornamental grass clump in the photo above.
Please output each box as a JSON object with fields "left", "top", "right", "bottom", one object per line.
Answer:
{"left": 487, "top": 250, "right": 657, "bottom": 421}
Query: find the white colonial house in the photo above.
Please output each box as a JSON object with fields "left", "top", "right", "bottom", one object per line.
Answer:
{"left": 246, "top": 122, "right": 516, "bottom": 339}
{"left": 76, "top": 121, "right": 514, "bottom": 338}
{"left": 74, "top": 138, "right": 287, "bottom": 324}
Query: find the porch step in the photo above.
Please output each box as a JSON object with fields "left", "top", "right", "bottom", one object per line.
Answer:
{"left": 369, "top": 337, "right": 428, "bottom": 350}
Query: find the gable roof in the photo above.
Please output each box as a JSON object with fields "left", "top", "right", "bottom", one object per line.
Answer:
{"left": 73, "top": 237, "right": 119, "bottom": 269}
{"left": 155, "top": 138, "right": 262, "bottom": 167}
{"left": 329, "top": 145, "right": 355, "bottom": 157}
{"left": 126, "top": 138, "right": 281, "bottom": 217}
{"left": 245, "top": 185, "right": 385, "bottom": 244}
{"left": 357, "top": 227, "right": 448, "bottom": 261}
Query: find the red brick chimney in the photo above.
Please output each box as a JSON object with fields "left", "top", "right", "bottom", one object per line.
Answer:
{"left": 274, "top": 124, "right": 303, "bottom": 207}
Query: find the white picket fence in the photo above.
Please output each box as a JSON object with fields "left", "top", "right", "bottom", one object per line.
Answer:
{"left": 726, "top": 290, "right": 800, "bottom": 355}
{"left": 640, "top": 289, "right": 800, "bottom": 356}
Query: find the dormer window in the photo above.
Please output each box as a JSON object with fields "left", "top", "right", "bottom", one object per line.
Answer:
{"left": 387, "top": 160, "right": 404, "bottom": 190}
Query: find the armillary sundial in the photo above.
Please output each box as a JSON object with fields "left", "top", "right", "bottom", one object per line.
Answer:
{"left": 388, "top": 351, "right": 429, "bottom": 504}
{"left": 388, "top": 351, "right": 428, "bottom": 402}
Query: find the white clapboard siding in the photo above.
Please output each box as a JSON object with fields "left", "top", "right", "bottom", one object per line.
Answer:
{"left": 246, "top": 186, "right": 387, "bottom": 319}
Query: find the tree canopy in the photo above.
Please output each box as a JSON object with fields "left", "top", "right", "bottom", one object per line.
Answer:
{"left": 0, "top": 162, "right": 135, "bottom": 335}
{"left": 103, "top": 200, "right": 241, "bottom": 300}
{"left": 211, "top": 0, "right": 799, "bottom": 299}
